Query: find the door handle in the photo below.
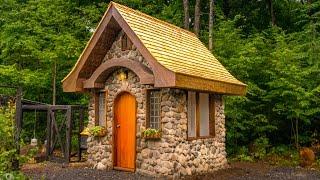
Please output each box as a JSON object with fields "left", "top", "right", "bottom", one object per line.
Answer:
{"left": 116, "top": 124, "right": 120, "bottom": 128}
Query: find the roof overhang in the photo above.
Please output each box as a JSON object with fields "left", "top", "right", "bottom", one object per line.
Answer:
{"left": 175, "top": 73, "right": 246, "bottom": 95}
{"left": 62, "top": 3, "right": 175, "bottom": 92}
{"left": 62, "top": 2, "right": 247, "bottom": 95}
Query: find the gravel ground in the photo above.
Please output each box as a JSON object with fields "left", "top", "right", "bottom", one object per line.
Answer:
{"left": 22, "top": 161, "right": 320, "bottom": 180}
{"left": 22, "top": 162, "right": 152, "bottom": 180}
{"left": 193, "top": 162, "right": 320, "bottom": 180}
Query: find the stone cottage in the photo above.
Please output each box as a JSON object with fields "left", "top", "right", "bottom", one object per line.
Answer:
{"left": 62, "top": 2, "right": 246, "bottom": 177}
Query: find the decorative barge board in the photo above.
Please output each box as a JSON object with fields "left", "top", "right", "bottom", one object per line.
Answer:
{"left": 62, "top": 2, "right": 246, "bottom": 178}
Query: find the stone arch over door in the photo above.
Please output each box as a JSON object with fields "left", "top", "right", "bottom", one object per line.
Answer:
{"left": 83, "top": 58, "right": 154, "bottom": 89}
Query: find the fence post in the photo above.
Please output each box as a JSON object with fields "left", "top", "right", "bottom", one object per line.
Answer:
{"left": 46, "top": 107, "right": 52, "bottom": 160}
{"left": 13, "top": 87, "right": 22, "bottom": 170}
{"left": 78, "top": 107, "right": 84, "bottom": 161}
{"left": 65, "top": 106, "right": 72, "bottom": 163}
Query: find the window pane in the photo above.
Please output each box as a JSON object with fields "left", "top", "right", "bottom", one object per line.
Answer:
{"left": 99, "top": 92, "right": 106, "bottom": 127}
{"left": 149, "top": 90, "right": 161, "bottom": 130}
{"left": 199, "top": 93, "right": 209, "bottom": 136}
{"left": 188, "top": 92, "right": 196, "bottom": 137}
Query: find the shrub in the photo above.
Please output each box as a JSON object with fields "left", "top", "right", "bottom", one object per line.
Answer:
{"left": 269, "top": 145, "right": 290, "bottom": 156}
{"left": 0, "top": 101, "right": 26, "bottom": 178}
{"left": 251, "top": 137, "right": 270, "bottom": 159}
{"left": 0, "top": 101, "right": 17, "bottom": 173}
{"left": 231, "top": 146, "right": 254, "bottom": 162}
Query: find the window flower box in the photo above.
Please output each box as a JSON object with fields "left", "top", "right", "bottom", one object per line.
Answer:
{"left": 142, "top": 128, "right": 161, "bottom": 140}
{"left": 81, "top": 126, "right": 107, "bottom": 137}
{"left": 90, "top": 126, "right": 107, "bottom": 137}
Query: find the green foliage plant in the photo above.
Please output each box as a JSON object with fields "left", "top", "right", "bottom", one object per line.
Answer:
{"left": 0, "top": 101, "right": 26, "bottom": 178}
{"left": 88, "top": 126, "right": 106, "bottom": 137}
{"left": 251, "top": 137, "right": 270, "bottom": 159}
{"left": 230, "top": 146, "right": 253, "bottom": 162}
{"left": 142, "top": 128, "right": 161, "bottom": 139}
{"left": 0, "top": 101, "right": 17, "bottom": 173}
{"left": 266, "top": 146, "right": 300, "bottom": 167}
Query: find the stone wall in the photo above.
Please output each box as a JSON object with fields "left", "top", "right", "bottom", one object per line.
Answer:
{"left": 87, "top": 69, "right": 151, "bottom": 170}
{"left": 136, "top": 90, "right": 227, "bottom": 177}
{"left": 102, "top": 30, "right": 151, "bottom": 69}
{"left": 86, "top": 31, "right": 227, "bottom": 177}
{"left": 87, "top": 71, "right": 227, "bottom": 177}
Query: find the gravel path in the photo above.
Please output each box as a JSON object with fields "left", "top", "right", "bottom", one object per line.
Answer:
{"left": 22, "top": 161, "right": 320, "bottom": 180}
{"left": 22, "top": 162, "right": 153, "bottom": 180}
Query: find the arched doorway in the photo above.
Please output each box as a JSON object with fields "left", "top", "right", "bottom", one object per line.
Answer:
{"left": 113, "top": 92, "right": 136, "bottom": 171}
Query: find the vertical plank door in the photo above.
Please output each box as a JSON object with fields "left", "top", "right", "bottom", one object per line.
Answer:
{"left": 114, "top": 92, "right": 136, "bottom": 171}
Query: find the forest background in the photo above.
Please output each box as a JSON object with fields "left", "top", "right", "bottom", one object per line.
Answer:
{"left": 0, "top": 0, "right": 320, "bottom": 163}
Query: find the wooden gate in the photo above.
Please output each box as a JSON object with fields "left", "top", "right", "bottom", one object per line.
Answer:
{"left": 21, "top": 105, "right": 86, "bottom": 163}
{"left": 0, "top": 85, "right": 86, "bottom": 167}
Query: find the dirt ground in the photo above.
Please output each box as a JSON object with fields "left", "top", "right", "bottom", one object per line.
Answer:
{"left": 22, "top": 161, "right": 320, "bottom": 180}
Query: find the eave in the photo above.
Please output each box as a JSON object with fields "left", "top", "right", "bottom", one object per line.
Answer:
{"left": 62, "top": 2, "right": 247, "bottom": 96}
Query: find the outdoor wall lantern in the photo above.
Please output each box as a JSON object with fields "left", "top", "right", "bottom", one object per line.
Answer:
{"left": 118, "top": 70, "right": 128, "bottom": 81}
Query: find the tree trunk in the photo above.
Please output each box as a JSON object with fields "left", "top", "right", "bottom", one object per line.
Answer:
{"left": 267, "top": 0, "right": 276, "bottom": 26}
{"left": 183, "top": 0, "right": 190, "bottom": 30}
{"left": 296, "top": 118, "right": 299, "bottom": 149}
{"left": 223, "top": 0, "right": 230, "bottom": 18}
{"left": 52, "top": 60, "right": 56, "bottom": 105}
{"left": 209, "top": 0, "right": 215, "bottom": 51}
{"left": 194, "top": 0, "right": 201, "bottom": 36}
{"left": 291, "top": 118, "right": 300, "bottom": 150}
{"left": 308, "top": 0, "right": 312, "bottom": 16}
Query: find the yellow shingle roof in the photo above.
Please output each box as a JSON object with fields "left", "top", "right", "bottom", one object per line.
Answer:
{"left": 62, "top": 2, "right": 246, "bottom": 94}
{"left": 113, "top": 2, "right": 245, "bottom": 87}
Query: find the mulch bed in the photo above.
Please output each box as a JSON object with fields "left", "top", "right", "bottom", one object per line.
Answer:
{"left": 22, "top": 161, "right": 320, "bottom": 180}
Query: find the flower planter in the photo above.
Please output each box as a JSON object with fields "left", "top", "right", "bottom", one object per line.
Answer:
{"left": 143, "top": 134, "right": 161, "bottom": 140}
{"left": 82, "top": 126, "right": 107, "bottom": 137}
{"left": 95, "top": 128, "right": 107, "bottom": 137}
{"left": 142, "top": 129, "right": 161, "bottom": 140}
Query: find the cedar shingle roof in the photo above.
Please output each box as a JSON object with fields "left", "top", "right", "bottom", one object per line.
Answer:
{"left": 114, "top": 2, "right": 245, "bottom": 87}
{"left": 62, "top": 2, "right": 246, "bottom": 95}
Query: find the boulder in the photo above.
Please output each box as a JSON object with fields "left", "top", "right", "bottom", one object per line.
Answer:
{"left": 96, "top": 162, "right": 106, "bottom": 170}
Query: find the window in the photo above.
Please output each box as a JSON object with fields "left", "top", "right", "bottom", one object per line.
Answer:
{"left": 188, "top": 92, "right": 196, "bottom": 137}
{"left": 147, "top": 90, "right": 161, "bottom": 129}
{"left": 121, "top": 34, "right": 132, "bottom": 51}
{"left": 98, "top": 92, "right": 106, "bottom": 127}
{"left": 199, "top": 93, "right": 209, "bottom": 136}
{"left": 187, "top": 91, "right": 215, "bottom": 138}
{"left": 94, "top": 91, "right": 107, "bottom": 127}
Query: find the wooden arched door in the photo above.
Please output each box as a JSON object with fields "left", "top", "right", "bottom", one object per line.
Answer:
{"left": 113, "top": 92, "right": 136, "bottom": 171}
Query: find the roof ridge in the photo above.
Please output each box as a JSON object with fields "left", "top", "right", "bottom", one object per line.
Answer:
{"left": 110, "top": 1, "right": 196, "bottom": 37}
